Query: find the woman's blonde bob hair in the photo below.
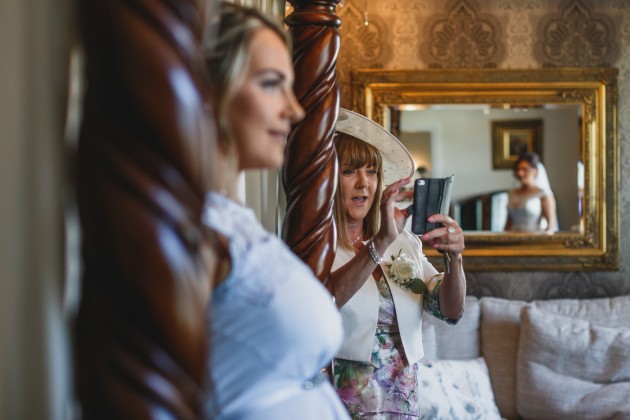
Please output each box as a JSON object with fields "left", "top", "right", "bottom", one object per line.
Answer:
{"left": 334, "top": 133, "right": 384, "bottom": 249}
{"left": 205, "top": 2, "right": 290, "bottom": 152}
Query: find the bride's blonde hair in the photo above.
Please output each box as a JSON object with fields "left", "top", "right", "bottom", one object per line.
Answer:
{"left": 205, "top": 2, "right": 290, "bottom": 153}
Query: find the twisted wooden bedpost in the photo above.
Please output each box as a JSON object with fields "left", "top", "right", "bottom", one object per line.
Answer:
{"left": 283, "top": 0, "right": 341, "bottom": 285}
{"left": 76, "top": 0, "right": 217, "bottom": 417}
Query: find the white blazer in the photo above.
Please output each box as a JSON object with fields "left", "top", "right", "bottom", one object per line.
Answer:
{"left": 333, "top": 230, "right": 441, "bottom": 365}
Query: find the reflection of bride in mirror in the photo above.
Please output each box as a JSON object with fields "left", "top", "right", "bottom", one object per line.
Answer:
{"left": 504, "top": 152, "right": 558, "bottom": 233}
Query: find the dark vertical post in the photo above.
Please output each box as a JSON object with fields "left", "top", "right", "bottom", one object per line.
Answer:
{"left": 75, "top": 0, "right": 217, "bottom": 417}
{"left": 283, "top": 0, "right": 341, "bottom": 285}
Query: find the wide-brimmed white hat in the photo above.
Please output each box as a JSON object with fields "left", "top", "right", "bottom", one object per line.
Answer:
{"left": 335, "top": 108, "right": 415, "bottom": 186}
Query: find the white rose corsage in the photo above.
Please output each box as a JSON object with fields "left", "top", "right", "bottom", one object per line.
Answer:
{"left": 383, "top": 249, "right": 426, "bottom": 294}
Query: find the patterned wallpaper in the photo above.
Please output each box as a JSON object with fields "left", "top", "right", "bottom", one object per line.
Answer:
{"left": 336, "top": 0, "right": 630, "bottom": 300}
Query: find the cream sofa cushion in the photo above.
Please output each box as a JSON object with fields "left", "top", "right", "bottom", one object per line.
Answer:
{"left": 516, "top": 306, "right": 630, "bottom": 419}
{"left": 532, "top": 295, "right": 630, "bottom": 327}
{"left": 418, "top": 357, "right": 501, "bottom": 420}
{"left": 481, "top": 295, "right": 630, "bottom": 420}
{"left": 422, "top": 296, "right": 480, "bottom": 360}
{"left": 480, "top": 298, "right": 527, "bottom": 419}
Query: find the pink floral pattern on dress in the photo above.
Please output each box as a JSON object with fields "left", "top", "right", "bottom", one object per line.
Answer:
{"left": 334, "top": 273, "right": 450, "bottom": 419}
{"left": 335, "top": 277, "right": 447, "bottom": 419}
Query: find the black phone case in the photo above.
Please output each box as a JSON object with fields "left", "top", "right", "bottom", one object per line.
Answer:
{"left": 410, "top": 175, "right": 454, "bottom": 235}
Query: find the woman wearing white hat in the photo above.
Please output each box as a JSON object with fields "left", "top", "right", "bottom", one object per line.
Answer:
{"left": 330, "top": 109, "right": 466, "bottom": 418}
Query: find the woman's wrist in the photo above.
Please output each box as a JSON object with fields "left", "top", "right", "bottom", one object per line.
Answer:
{"left": 445, "top": 252, "right": 463, "bottom": 273}
{"left": 367, "top": 240, "right": 383, "bottom": 265}
{"left": 371, "top": 235, "right": 388, "bottom": 256}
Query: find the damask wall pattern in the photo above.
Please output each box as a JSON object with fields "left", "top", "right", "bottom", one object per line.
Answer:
{"left": 335, "top": 0, "right": 630, "bottom": 300}
{"left": 419, "top": 0, "right": 505, "bottom": 68}
{"left": 534, "top": 0, "right": 620, "bottom": 67}
{"left": 336, "top": 1, "right": 396, "bottom": 107}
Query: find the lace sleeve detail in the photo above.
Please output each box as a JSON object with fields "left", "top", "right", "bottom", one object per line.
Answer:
{"left": 422, "top": 273, "right": 462, "bottom": 326}
{"left": 423, "top": 273, "right": 443, "bottom": 319}
{"left": 202, "top": 192, "right": 310, "bottom": 306}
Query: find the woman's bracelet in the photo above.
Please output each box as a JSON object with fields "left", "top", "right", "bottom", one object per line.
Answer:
{"left": 368, "top": 240, "right": 383, "bottom": 265}
{"left": 442, "top": 251, "right": 452, "bottom": 274}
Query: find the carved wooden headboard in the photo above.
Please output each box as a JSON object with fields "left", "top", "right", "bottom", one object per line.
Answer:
{"left": 283, "top": 0, "right": 341, "bottom": 286}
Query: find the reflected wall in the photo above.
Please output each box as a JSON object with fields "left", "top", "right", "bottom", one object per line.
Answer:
{"left": 396, "top": 106, "right": 580, "bottom": 232}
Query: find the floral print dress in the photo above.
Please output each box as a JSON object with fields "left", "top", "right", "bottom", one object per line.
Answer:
{"left": 334, "top": 276, "right": 417, "bottom": 419}
{"left": 332, "top": 235, "right": 454, "bottom": 419}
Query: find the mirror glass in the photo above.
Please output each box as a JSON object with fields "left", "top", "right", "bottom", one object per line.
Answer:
{"left": 352, "top": 68, "right": 619, "bottom": 271}
{"left": 389, "top": 104, "right": 582, "bottom": 234}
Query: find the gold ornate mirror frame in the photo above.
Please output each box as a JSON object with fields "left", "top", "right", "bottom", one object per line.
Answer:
{"left": 352, "top": 68, "right": 619, "bottom": 271}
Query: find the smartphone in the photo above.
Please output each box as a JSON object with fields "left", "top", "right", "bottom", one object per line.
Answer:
{"left": 410, "top": 175, "right": 454, "bottom": 235}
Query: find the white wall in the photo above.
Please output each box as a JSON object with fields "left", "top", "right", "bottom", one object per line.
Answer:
{"left": 243, "top": 169, "right": 283, "bottom": 235}
{"left": 400, "top": 107, "right": 579, "bottom": 230}
{"left": 0, "top": 0, "right": 74, "bottom": 418}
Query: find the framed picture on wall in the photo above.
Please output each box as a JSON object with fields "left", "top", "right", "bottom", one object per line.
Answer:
{"left": 491, "top": 119, "right": 543, "bottom": 169}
